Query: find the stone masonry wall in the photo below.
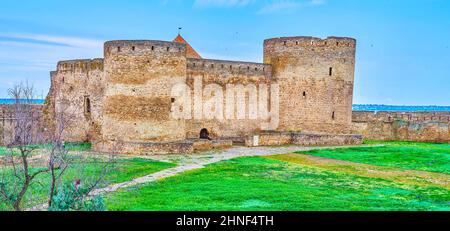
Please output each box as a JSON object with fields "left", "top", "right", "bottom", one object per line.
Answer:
{"left": 186, "top": 58, "right": 273, "bottom": 139}
{"left": 96, "top": 40, "right": 188, "bottom": 153}
{"left": 352, "top": 111, "right": 450, "bottom": 142}
{"left": 245, "top": 132, "right": 362, "bottom": 147}
{"left": 0, "top": 104, "right": 46, "bottom": 146}
{"left": 49, "top": 59, "right": 105, "bottom": 142}
{"left": 264, "top": 37, "right": 356, "bottom": 134}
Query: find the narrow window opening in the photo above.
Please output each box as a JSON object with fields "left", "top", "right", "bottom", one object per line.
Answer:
{"left": 255, "top": 67, "right": 258, "bottom": 71}
{"left": 283, "top": 41, "right": 287, "bottom": 46}
{"left": 117, "top": 47, "right": 121, "bottom": 52}
{"left": 171, "top": 98, "right": 175, "bottom": 103}
{"left": 336, "top": 42, "right": 339, "bottom": 46}
{"left": 329, "top": 67, "right": 333, "bottom": 76}
{"left": 296, "top": 41, "right": 299, "bottom": 45}
{"left": 132, "top": 46, "right": 135, "bottom": 51}
{"left": 84, "top": 97, "right": 91, "bottom": 114}
{"left": 151, "top": 46, "right": 154, "bottom": 51}
{"left": 166, "top": 47, "right": 170, "bottom": 52}
{"left": 332, "top": 111, "right": 335, "bottom": 120}
{"left": 303, "top": 91, "right": 306, "bottom": 98}
{"left": 247, "top": 66, "right": 250, "bottom": 70}
{"left": 230, "top": 65, "right": 232, "bottom": 70}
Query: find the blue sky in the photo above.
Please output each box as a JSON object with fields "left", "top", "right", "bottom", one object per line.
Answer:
{"left": 0, "top": 0, "right": 449, "bottom": 105}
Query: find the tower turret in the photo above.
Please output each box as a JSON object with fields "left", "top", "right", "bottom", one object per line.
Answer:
{"left": 264, "top": 36, "right": 356, "bottom": 134}
{"left": 98, "top": 40, "right": 188, "bottom": 152}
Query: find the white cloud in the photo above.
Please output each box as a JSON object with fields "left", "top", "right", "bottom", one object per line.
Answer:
{"left": 0, "top": 33, "right": 103, "bottom": 49}
{"left": 194, "top": 0, "right": 254, "bottom": 8}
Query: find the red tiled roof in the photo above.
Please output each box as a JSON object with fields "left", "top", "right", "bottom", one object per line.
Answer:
{"left": 173, "top": 34, "right": 202, "bottom": 59}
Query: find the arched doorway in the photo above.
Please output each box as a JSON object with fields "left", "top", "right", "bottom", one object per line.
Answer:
{"left": 200, "top": 128, "right": 210, "bottom": 140}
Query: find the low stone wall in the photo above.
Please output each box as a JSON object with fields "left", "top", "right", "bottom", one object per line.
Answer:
{"left": 246, "top": 132, "right": 362, "bottom": 147}
{"left": 352, "top": 111, "right": 450, "bottom": 142}
{"left": 0, "top": 104, "right": 47, "bottom": 146}
{"left": 93, "top": 140, "right": 195, "bottom": 155}
{"left": 292, "top": 133, "right": 363, "bottom": 146}
{"left": 93, "top": 138, "right": 233, "bottom": 155}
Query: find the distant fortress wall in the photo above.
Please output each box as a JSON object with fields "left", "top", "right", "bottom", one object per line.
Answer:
{"left": 0, "top": 104, "right": 46, "bottom": 146}
{"left": 352, "top": 111, "right": 450, "bottom": 142}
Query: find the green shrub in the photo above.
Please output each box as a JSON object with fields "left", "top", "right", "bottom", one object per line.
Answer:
{"left": 48, "top": 182, "right": 105, "bottom": 211}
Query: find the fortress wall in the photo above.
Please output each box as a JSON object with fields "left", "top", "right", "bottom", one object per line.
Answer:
{"left": 352, "top": 111, "right": 450, "bottom": 142}
{"left": 49, "top": 59, "right": 105, "bottom": 142}
{"left": 97, "top": 40, "right": 187, "bottom": 152}
{"left": 0, "top": 105, "right": 16, "bottom": 146}
{"left": 244, "top": 132, "right": 362, "bottom": 147}
{"left": 186, "top": 58, "right": 273, "bottom": 139}
{"left": 264, "top": 36, "right": 356, "bottom": 134}
{"left": 0, "top": 104, "right": 46, "bottom": 146}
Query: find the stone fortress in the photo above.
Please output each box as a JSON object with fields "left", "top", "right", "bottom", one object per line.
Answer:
{"left": 1, "top": 34, "right": 449, "bottom": 153}
{"left": 41, "top": 34, "right": 362, "bottom": 154}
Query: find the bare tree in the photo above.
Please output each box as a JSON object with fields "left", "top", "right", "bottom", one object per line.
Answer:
{"left": 46, "top": 99, "right": 72, "bottom": 208}
{"left": 0, "top": 82, "right": 117, "bottom": 211}
{"left": 0, "top": 82, "right": 47, "bottom": 211}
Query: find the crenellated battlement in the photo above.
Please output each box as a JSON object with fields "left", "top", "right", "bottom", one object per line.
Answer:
{"left": 264, "top": 36, "right": 356, "bottom": 49}
{"left": 352, "top": 111, "right": 450, "bottom": 123}
{"left": 104, "top": 40, "right": 186, "bottom": 58}
{"left": 187, "top": 58, "right": 272, "bottom": 77}
{"left": 56, "top": 59, "right": 104, "bottom": 72}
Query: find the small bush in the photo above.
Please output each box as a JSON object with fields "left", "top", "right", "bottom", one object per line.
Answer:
{"left": 48, "top": 182, "right": 105, "bottom": 211}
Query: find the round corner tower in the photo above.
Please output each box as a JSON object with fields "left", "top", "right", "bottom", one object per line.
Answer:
{"left": 97, "top": 40, "right": 188, "bottom": 152}
{"left": 264, "top": 36, "right": 356, "bottom": 134}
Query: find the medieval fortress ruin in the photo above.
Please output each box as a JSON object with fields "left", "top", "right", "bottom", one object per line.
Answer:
{"left": 1, "top": 35, "right": 449, "bottom": 154}
{"left": 45, "top": 35, "right": 360, "bottom": 154}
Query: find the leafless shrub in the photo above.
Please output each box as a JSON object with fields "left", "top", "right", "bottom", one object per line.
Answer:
{"left": 0, "top": 82, "right": 117, "bottom": 211}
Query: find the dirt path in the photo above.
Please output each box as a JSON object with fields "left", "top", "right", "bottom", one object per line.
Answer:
{"left": 30, "top": 144, "right": 380, "bottom": 211}
{"left": 90, "top": 144, "right": 382, "bottom": 195}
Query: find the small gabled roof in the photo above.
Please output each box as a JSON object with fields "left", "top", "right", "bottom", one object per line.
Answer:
{"left": 173, "top": 34, "right": 202, "bottom": 59}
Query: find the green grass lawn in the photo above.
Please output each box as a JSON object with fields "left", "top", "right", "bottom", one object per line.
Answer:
{"left": 0, "top": 142, "right": 92, "bottom": 156}
{"left": 0, "top": 143, "right": 175, "bottom": 210}
{"left": 4, "top": 141, "right": 450, "bottom": 211}
{"left": 299, "top": 141, "right": 450, "bottom": 174}
{"left": 106, "top": 154, "right": 450, "bottom": 211}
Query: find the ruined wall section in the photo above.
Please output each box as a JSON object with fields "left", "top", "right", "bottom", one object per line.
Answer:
{"left": 0, "top": 104, "right": 46, "bottom": 146}
{"left": 264, "top": 36, "right": 356, "bottom": 134}
{"left": 186, "top": 58, "right": 272, "bottom": 139}
{"left": 352, "top": 111, "right": 450, "bottom": 142}
{"left": 97, "top": 40, "right": 187, "bottom": 152}
{"left": 49, "top": 59, "right": 105, "bottom": 142}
